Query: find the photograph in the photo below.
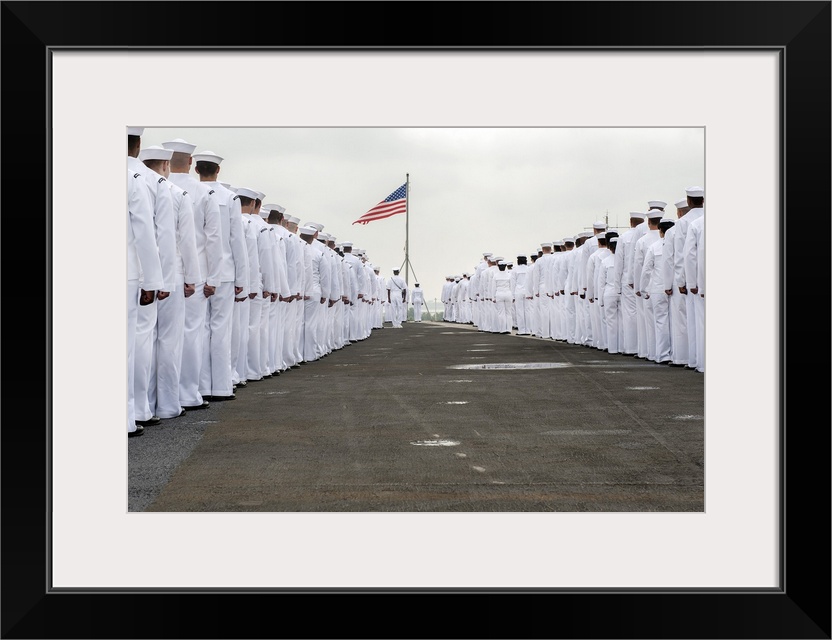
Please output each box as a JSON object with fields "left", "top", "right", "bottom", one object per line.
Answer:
{"left": 126, "top": 125, "right": 707, "bottom": 515}
{"left": 4, "top": 1, "right": 828, "bottom": 638}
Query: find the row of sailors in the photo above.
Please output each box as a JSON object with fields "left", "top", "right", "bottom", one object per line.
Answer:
{"left": 440, "top": 190, "right": 705, "bottom": 373}
{"left": 127, "top": 130, "right": 393, "bottom": 437}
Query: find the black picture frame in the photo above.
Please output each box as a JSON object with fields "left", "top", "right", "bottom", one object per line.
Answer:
{"left": 3, "top": 1, "right": 829, "bottom": 638}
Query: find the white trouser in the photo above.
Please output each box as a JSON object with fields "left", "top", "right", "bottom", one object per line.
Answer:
{"left": 621, "top": 285, "right": 638, "bottom": 354}
{"left": 670, "top": 289, "right": 688, "bottom": 365}
{"left": 413, "top": 302, "right": 423, "bottom": 321}
{"left": 133, "top": 295, "right": 157, "bottom": 421}
{"left": 155, "top": 284, "right": 186, "bottom": 418}
{"left": 565, "top": 294, "right": 577, "bottom": 343}
{"left": 642, "top": 293, "right": 657, "bottom": 361}
{"left": 273, "top": 299, "right": 287, "bottom": 371}
{"left": 579, "top": 296, "right": 590, "bottom": 345}
{"left": 315, "top": 299, "right": 329, "bottom": 358}
{"left": 303, "top": 295, "right": 323, "bottom": 361}
{"left": 349, "top": 301, "right": 362, "bottom": 341}
{"left": 513, "top": 295, "right": 527, "bottom": 334}
{"left": 292, "top": 299, "right": 303, "bottom": 365}
{"left": 591, "top": 300, "right": 605, "bottom": 350}
{"left": 180, "top": 286, "right": 208, "bottom": 406}
{"left": 603, "top": 294, "right": 620, "bottom": 354}
{"left": 261, "top": 296, "right": 273, "bottom": 375}
{"left": 695, "top": 294, "right": 705, "bottom": 373}
{"left": 686, "top": 291, "right": 698, "bottom": 369}
{"left": 128, "top": 281, "right": 140, "bottom": 432}
{"left": 233, "top": 297, "right": 250, "bottom": 383}
{"left": 200, "top": 282, "right": 235, "bottom": 398}
{"left": 553, "top": 294, "right": 565, "bottom": 340}
{"left": 495, "top": 297, "right": 512, "bottom": 332}
{"left": 281, "top": 300, "right": 297, "bottom": 368}
{"left": 246, "top": 294, "right": 263, "bottom": 380}
{"left": 390, "top": 298, "right": 403, "bottom": 327}
{"left": 590, "top": 299, "right": 602, "bottom": 348}
{"left": 538, "top": 295, "right": 551, "bottom": 338}
{"left": 650, "top": 292, "right": 671, "bottom": 362}
{"left": 635, "top": 294, "right": 648, "bottom": 358}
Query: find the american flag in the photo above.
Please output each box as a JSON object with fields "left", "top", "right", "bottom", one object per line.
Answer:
{"left": 352, "top": 183, "right": 407, "bottom": 225}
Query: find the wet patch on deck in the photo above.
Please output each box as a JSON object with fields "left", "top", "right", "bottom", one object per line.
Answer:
{"left": 448, "top": 362, "right": 572, "bottom": 370}
{"left": 411, "top": 439, "right": 461, "bottom": 447}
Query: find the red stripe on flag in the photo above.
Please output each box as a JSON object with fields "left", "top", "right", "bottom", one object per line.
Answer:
{"left": 352, "top": 199, "right": 407, "bottom": 225}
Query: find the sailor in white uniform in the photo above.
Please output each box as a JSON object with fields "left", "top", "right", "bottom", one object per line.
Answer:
{"left": 193, "top": 150, "right": 248, "bottom": 401}
{"left": 684, "top": 212, "right": 705, "bottom": 373}
{"left": 127, "top": 128, "right": 177, "bottom": 427}
{"left": 411, "top": 283, "right": 425, "bottom": 321}
{"left": 633, "top": 209, "right": 663, "bottom": 359}
{"left": 674, "top": 186, "right": 705, "bottom": 370}
{"left": 663, "top": 198, "right": 690, "bottom": 366}
{"left": 387, "top": 269, "right": 407, "bottom": 328}
{"left": 162, "top": 137, "right": 222, "bottom": 411}
{"left": 598, "top": 235, "right": 620, "bottom": 354}
{"left": 617, "top": 212, "right": 646, "bottom": 355}
{"left": 127, "top": 166, "right": 164, "bottom": 437}
{"left": 139, "top": 145, "right": 201, "bottom": 420}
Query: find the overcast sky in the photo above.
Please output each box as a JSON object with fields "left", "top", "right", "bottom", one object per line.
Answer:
{"left": 140, "top": 126, "right": 704, "bottom": 305}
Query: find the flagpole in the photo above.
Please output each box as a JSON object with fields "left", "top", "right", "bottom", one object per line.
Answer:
{"left": 404, "top": 173, "right": 410, "bottom": 287}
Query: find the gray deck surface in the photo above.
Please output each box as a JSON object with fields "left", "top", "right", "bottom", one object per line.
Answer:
{"left": 129, "top": 321, "right": 704, "bottom": 512}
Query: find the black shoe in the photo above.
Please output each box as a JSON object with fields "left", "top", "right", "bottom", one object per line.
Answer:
{"left": 291, "top": 365, "right": 301, "bottom": 369}
{"left": 136, "top": 416, "right": 161, "bottom": 427}
{"left": 668, "top": 362, "right": 686, "bottom": 368}
{"left": 183, "top": 401, "right": 210, "bottom": 410}
{"left": 128, "top": 426, "right": 144, "bottom": 438}
{"left": 237, "top": 380, "right": 249, "bottom": 386}
{"left": 272, "top": 371, "right": 281, "bottom": 376}
{"left": 211, "top": 394, "right": 236, "bottom": 401}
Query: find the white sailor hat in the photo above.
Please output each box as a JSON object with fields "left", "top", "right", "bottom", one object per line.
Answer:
{"left": 192, "top": 150, "right": 224, "bottom": 165}
{"left": 647, "top": 208, "right": 665, "bottom": 219}
{"left": 127, "top": 127, "right": 144, "bottom": 136}
{"left": 259, "top": 208, "right": 270, "bottom": 218}
{"left": 298, "top": 225, "right": 318, "bottom": 235}
{"left": 593, "top": 220, "right": 607, "bottom": 229}
{"left": 306, "top": 222, "right": 324, "bottom": 231}
{"left": 318, "top": 232, "right": 330, "bottom": 241}
{"left": 483, "top": 252, "right": 493, "bottom": 257}
{"left": 415, "top": 282, "right": 420, "bottom": 285}
{"left": 647, "top": 200, "right": 667, "bottom": 209}
{"left": 629, "top": 211, "right": 646, "bottom": 220}
{"left": 138, "top": 145, "right": 173, "bottom": 162}
{"left": 553, "top": 240, "right": 564, "bottom": 247}
{"left": 541, "top": 242, "right": 553, "bottom": 248}
{"left": 255, "top": 191, "right": 265, "bottom": 201}
{"left": 374, "top": 266, "right": 380, "bottom": 271}
{"left": 498, "top": 260, "right": 507, "bottom": 265}
{"left": 328, "top": 236, "right": 337, "bottom": 243}
{"left": 578, "top": 231, "right": 593, "bottom": 238}
{"left": 161, "top": 138, "right": 197, "bottom": 155}
{"left": 659, "top": 216, "right": 676, "bottom": 226}
{"left": 287, "top": 216, "right": 300, "bottom": 225}
{"left": 341, "top": 241, "right": 353, "bottom": 248}
{"left": 236, "top": 187, "right": 260, "bottom": 200}
{"left": 685, "top": 186, "right": 704, "bottom": 198}
{"left": 393, "top": 268, "right": 400, "bottom": 273}
{"left": 675, "top": 199, "right": 689, "bottom": 209}
{"left": 264, "top": 204, "right": 285, "bottom": 214}
{"left": 492, "top": 256, "right": 504, "bottom": 262}
{"left": 609, "top": 237, "right": 619, "bottom": 243}
{"left": 563, "top": 237, "right": 576, "bottom": 243}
